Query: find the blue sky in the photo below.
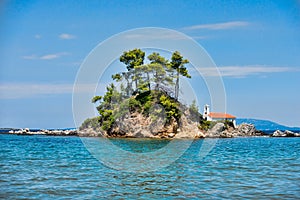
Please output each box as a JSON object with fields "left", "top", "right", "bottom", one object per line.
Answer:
{"left": 0, "top": 0, "right": 300, "bottom": 128}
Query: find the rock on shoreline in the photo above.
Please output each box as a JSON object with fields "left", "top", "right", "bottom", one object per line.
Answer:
{"left": 3, "top": 125, "right": 300, "bottom": 138}
{"left": 270, "top": 130, "right": 300, "bottom": 137}
{"left": 7, "top": 128, "right": 78, "bottom": 136}
{"left": 204, "top": 123, "right": 265, "bottom": 138}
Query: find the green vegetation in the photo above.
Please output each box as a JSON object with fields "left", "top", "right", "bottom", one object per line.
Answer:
{"left": 80, "top": 117, "right": 101, "bottom": 130}
{"left": 224, "top": 119, "right": 234, "bottom": 129}
{"left": 170, "top": 51, "right": 191, "bottom": 100}
{"left": 89, "top": 49, "right": 201, "bottom": 133}
{"left": 199, "top": 119, "right": 235, "bottom": 131}
{"left": 189, "top": 100, "right": 201, "bottom": 122}
{"left": 159, "top": 94, "right": 181, "bottom": 121}
{"left": 199, "top": 120, "right": 210, "bottom": 131}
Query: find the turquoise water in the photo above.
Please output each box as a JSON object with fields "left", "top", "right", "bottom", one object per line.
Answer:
{"left": 1, "top": 134, "right": 300, "bottom": 199}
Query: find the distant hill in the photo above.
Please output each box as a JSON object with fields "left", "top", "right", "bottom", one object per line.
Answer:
{"left": 236, "top": 118, "right": 300, "bottom": 133}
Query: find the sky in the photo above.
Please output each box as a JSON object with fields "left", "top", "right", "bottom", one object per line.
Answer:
{"left": 0, "top": 0, "right": 300, "bottom": 128}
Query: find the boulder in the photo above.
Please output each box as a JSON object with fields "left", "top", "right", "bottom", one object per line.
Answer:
{"left": 271, "top": 130, "right": 299, "bottom": 137}
{"left": 271, "top": 130, "right": 285, "bottom": 137}
{"left": 174, "top": 131, "right": 196, "bottom": 139}
{"left": 133, "top": 129, "right": 154, "bottom": 138}
{"left": 205, "top": 123, "right": 225, "bottom": 138}
{"left": 167, "top": 132, "right": 175, "bottom": 138}
{"left": 173, "top": 115, "right": 203, "bottom": 139}
{"left": 284, "top": 130, "right": 296, "bottom": 137}
{"left": 220, "top": 130, "right": 234, "bottom": 138}
{"left": 195, "top": 131, "right": 205, "bottom": 138}
{"left": 236, "top": 124, "right": 257, "bottom": 136}
{"left": 202, "top": 123, "right": 264, "bottom": 138}
{"left": 78, "top": 128, "right": 103, "bottom": 137}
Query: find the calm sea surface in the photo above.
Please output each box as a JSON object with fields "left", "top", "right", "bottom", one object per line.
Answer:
{"left": 1, "top": 134, "right": 299, "bottom": 199}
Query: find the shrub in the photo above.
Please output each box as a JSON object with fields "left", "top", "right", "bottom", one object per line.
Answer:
{"left": 189, "top": 100, "right": 202, "bottom": 122}
{"left": 199, "top": 120, "right": 213, "bottom": 131}
{"left": 143, "top": 100, "right": 153, "bottom": 115}
{"left": 159, "top": 94, "right": 181, "bottom": 121}
{"left": 79, "top": 117, "right": 101, "bottom": 130}
{"left": 128, "top": 97, "right": 141, "bottom": 113}
{"left": 135, "top": 90, "right": 152, "bottom": 104}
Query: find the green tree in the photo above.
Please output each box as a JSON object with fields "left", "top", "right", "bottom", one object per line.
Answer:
{"left": 111, "top": 73, "right": 122, "bottom": 81}
{"left": 159, "top": 94, "right": 181, "bottom": 121}
{"left": 170, "top": 51, "right": 191, "bottom": 100}
{"left": 90, "top": 49, "right": 195, "bottom": 133}
{"left": 112, "top": 72, "right": 133, "bottom": 97}
{"left": 134, "top": 64, "right": 151, "bottom": 92}
{"left": 119, "top": 48, "right": 145, "bottom": 89}
{"left": 91, "top": 95, "right": 102, "bottom": 104}
{"left": 91, "top": 83, "right": 121, "bottom": 130}
{"left": 147, "top": 52, "right": 173, "bottom": 91}
{"left": 121, "top": 71, "right": 133, "bottom": 97}
{"left": 189, "top": 100, "right": 201, "bottom": 122}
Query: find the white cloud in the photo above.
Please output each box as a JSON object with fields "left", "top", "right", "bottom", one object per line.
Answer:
{"left": 124, "top": 32, "right": 208, "bottom": 41}
{"left": 184, "top": 21, "right": 250, "bottom": 30}
{"left": 0, "top": 83, "right": 105, "bottom": 99}
{"left": 40, "top": 54, "right": 60, "bottom": 60}
{"left": 194, "top": 65, "right": 299, "bottom": 78}
{"left": 22, "top": 55, "right": 38, "bottom": 60}
{"left": 59, "top": 33, "right": 76, "bottom": 40}
{"left": 34, "top": 34, "right": 42, "bottom": 39}
{"left": 22, "top": 52, "right": 70, "bottom": 60}
{"left": 124, "top": 32, "right": 188, "bottom": 40}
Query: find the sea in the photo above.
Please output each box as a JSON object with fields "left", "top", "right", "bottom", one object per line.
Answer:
{"left": 1, "top": 134, "right": 299, "bottom": 199}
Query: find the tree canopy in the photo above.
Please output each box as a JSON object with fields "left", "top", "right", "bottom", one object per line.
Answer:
{"left": 114, "top": 49, "right": 190, "bottom": 97}
{"left": 170, "top": 51, "right": 191, "bottom": 100}
{"left": 92, "top": 49, "right": 192, "bottom": 131}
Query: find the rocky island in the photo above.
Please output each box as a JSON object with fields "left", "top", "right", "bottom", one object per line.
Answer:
{"left": 75, "top": 49, "right": 297, "bottom": 138}
{"left": 4, "top": 49, "right": 299, "bottom": 138}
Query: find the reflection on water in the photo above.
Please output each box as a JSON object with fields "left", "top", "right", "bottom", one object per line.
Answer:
{"left": 0, "top": 134, "right": 299, "bottom": 199}
{"left": 108, "top": 138, "right": 171, "bottom": 153}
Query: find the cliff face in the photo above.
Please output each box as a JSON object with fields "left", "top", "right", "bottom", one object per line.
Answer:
{"left": 79, "top": 112, "right": 265, "bottom": 138}
{"left": 104, "top": 106, "right": 208, "bottom": 138}
{"left": 106, "top": 112, "right": 192, "bottom": 138}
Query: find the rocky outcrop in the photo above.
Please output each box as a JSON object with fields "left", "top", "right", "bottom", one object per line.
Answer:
{"left": 103, "top": 112, "right": 266, "bottom": 138}
{"left": 108, "top": 112, "right": 168, "bottom": 138}
{"left": 6, "top": 128, "right": 106, "bottom": 137}
{"left": 8, "top": 128, "right": 78, "bottom": 136}
{"left": 174, "top": 115, "right": 205, "bottom": 139}
{"left": 51, "top": 108, "right": 201, "bottom": 139}
{"left": 270, "top": 130, "right": 300, "bottom": 137}
{"left": 226, "top": 123, "right": 264, "bottom": 137}
{"left": 203, "top": 123, "right": 265, "bottom": 138}
{"left": 235, "top": 123, "right": 257, "bottom": 136}
{"left": 5, "top": 122, "right": 299, "bottom": 139}
{"left": 77, "top": 128, "right": 104, "bottom": 137}
{"left": 107, "top": 110, "right": 206, "bottom": 139}
{"left": 205, "top": 123, "right": 225, "bottom": 138}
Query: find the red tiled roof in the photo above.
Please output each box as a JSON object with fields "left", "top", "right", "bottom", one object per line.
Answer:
{"left": 208, "top": 112, "right": 236, "bottom": 119}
